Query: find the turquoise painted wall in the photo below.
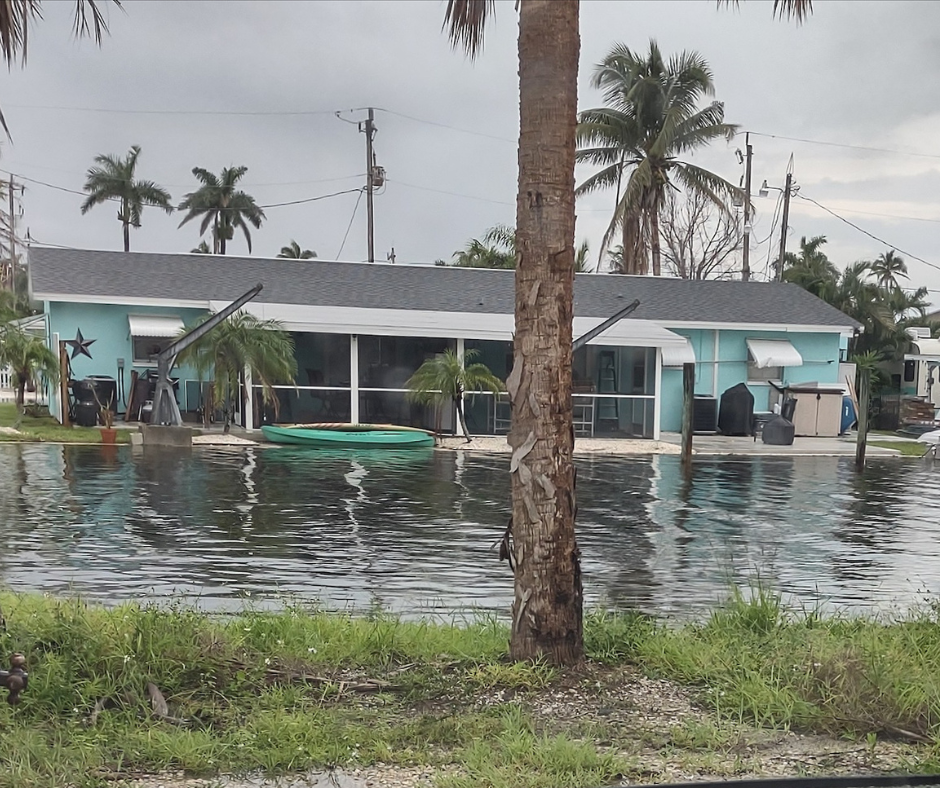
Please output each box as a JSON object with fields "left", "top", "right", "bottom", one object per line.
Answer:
{"left": 47, "top": 302, "right": 208, "bottom": 415}
{"left": 659, "top": 329, "right": 844, "bottom": 432}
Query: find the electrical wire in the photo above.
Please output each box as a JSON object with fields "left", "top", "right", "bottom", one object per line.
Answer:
{"left": 388, "top": 178, "right": 514, "bottom": 206}
{"left": 336, "top": 189, "right": 364, "bottom": 259}
{"left": 258, "top": 188, "right": 363, "bottom": 209}
{"left": 376, "top": 108, "right": 516, "bottom": 144}
{"left": 796, "top": 193, "right": 940, "bottom": 275}
{"left": 747, "top": 131, "right": 940, "bottom": 161}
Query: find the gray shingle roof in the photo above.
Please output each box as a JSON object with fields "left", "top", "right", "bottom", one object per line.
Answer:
{"left": 29, "top": 247, "right": 861, "bottom": 329}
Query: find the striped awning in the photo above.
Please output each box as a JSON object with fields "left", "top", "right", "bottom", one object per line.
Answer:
{"left": 661, "top": 338, "right": 696, "bottom": 367}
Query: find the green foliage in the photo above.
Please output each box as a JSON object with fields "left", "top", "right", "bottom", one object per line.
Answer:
{"left": 451, "top": 225, "right": 590, "bottom": 272}
{"left": 176, "top": 312, "right": 296, "bottom": 429}
{"left": 783, "top": 237, "right": 930, "bottom": 364}
{"left": 80, "top": 145, "right": 173, "bottom": 252}
{"left": 177, "top": 166, "right": 265, "bottom": 255}
{"left": 0, "top": 325, "right": 59, "bottom": 407}
{"left": 405, "top": 348, "right": 502, "bottom": 440}
{"left": 277, "top": 240, "right": 317, "bottom": 259}
{"left": 577, "top": 40, "right": 740, "bottom": 274}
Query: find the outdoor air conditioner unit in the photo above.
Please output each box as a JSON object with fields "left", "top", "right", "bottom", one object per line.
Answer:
{"left": 906, "top": 326, "right": 931, "bottom": 340}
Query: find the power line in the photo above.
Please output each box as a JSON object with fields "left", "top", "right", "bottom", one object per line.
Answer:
{"left": 258, "top": 188, "right": 363, "bottom": 209}
{"left": 796, "top": 192, "right": 940, "bottom": 275}
{"left": 388, "top": 178, "right": 514, "bottom": 206}
{"left": 5, "top": 103, "right": 341, "bottom": 117}
{"left": 376, "top": 108, "right": 516, "bottom": 144}
{"left": 336, "top": 189, "right": 364, "bottom": 259}
{"left": 747, "top": 130, "right": 940, "bottom": 161}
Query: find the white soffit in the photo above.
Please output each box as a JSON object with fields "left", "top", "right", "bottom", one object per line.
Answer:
{"left": 128, "top": 314, "right": 185, "bottom": 338}
{"left": 746, "top": 338, "right": 803, "bottom": 368}
{"left": 210, "top": 302, "right": 689, "bottom": 348}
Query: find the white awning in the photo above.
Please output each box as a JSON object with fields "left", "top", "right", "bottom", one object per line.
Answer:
{"left": 906, "top": 338, "right": 940, "bottom": 361}
{"left": 747, "top": 338, "right": 803, "bottom": 368}
{"left": 661, "top": 337, "right": 696, "bottom": 367}
{"left": 128, "top": 315, "right": 184, "bottom": 338}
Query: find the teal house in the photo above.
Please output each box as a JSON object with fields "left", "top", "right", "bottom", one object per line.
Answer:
{"left": 28, "top": 248, "right": 860, "bottom": 438}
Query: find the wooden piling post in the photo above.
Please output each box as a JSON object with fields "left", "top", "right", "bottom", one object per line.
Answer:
{"left": 681, "top": 362, "right": 695, "bottom": 468}
{"left": 855, "top": 368, "right": 870, "bottom": 471}
{"left": 58, "top": 341, "right": 70, "bottom": 428}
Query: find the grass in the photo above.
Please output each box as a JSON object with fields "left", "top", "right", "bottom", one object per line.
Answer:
{"left": 0, "top": 403, "right": 132, "bottom": 444}
{"left": 2, "top": 592, "right": 940, "bottom": 786}
{"left": 869, "top": 439, "right": 930, "bottom": 456}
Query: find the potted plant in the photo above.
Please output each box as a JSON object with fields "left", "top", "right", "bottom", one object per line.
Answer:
{"left": 93, "top": 389, "right": 118, "bottom": 444}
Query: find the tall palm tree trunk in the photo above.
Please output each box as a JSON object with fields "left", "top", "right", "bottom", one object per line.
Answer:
{"left": 508, "top": 0, "right": 583, "bottom": 666}
{"left": 622, "top": 212, "right": 644, "bottom": 275}
{"left": 122, "top": 197, "right": 130, "bottom": 252}
{"left": 15, "top": 373, "right": 26, "bottom": 407}
{"left": 650, "top": 200, "right": 662, "bottom": 277}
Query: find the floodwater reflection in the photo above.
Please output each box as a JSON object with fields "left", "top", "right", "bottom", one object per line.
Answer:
{"left": 0, "top": 443, "right": 937, "bottom": 617}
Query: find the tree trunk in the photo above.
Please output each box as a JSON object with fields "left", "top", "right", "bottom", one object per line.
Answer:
{"left": 455, "top": 396, "right": 471, "bottom": 443}
{"left": 621, "top": 211, "right": 646, "bottom": 275}
{"left": 650, "top": 200, "right": 661, "bottom": 277}
{"left": 15, "top": 374, "right": 26, "bottom": 407}
{"left": 123, "top": 221, "right": 130, "bottom": 253}
{"left": 508, "top": 0, "right": 583, "bottom": 667}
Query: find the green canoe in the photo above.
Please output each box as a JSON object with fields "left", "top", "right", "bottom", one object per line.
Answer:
{"left": 260, "top": 423, "right": 435, "bottom": 449}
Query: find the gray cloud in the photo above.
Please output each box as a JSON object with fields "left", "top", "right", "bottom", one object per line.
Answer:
{"left": 0, "top": 0, "right": 936, "bottom": 305}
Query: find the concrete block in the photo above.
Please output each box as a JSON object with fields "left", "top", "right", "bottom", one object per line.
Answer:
{"left": 140, "top": 424, "right": 194, "bottom": 448}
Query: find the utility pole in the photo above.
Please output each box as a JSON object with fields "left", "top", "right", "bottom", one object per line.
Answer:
{"left": 776, "top": 170, "right": 793, "bottom": 282}
{"left": 360, "top": 108, "right": 377, "bottom": 263}
{"left": 7, "top": 174, "right": 15, "bottom": 294}
{"left": 742, "top": 132, "right": 753, "bottom": 282}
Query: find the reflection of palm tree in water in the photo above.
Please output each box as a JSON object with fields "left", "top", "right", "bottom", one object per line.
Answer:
{"left": 343, "top": 459, "right": 382, "bottom": 611}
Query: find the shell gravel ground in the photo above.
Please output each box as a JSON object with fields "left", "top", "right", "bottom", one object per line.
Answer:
{"left": 128, "top": 663, "right": 918, "bottom": 788}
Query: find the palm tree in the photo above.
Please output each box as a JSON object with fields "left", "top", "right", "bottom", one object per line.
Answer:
{"left": 452, "top": 224, "right": 515, "bottom": 268}
{"left": 0, "top": 1, "right": 118, "bottom": 135}
{"left": 869, "top": 249, "right": 908, "bottom": 292}
{"left": 453, "top": 225, "right": 590, "bottom": 271}
{"left": 80, "top": 146, "right": 173, "bottom": 252}
{"left": 444, "top": 0, "right": 811, "bottom": 667}
{"left": 0, "top": 325, "right": 59, "bottom": 408}
{"left": 405, "top": 348, "right": 503, "bottom": 441}
{"left": 177, "top": 166, "right": 265, "bottom": 255}
{"left": 576, "top": 41, "right": 740, "bottom": 276}
{"left": 177, "top": 312, "right": 296, "bottom": 432}
{"left": 277, "top": 240, "right": 317, "bottom": 259}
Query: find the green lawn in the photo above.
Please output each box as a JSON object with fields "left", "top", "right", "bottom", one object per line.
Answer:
{"left": 869, "top": 439, "right": 929, "bottom": 457}
{"left": 0, "top": 403, "right": 133, "bottom": 443}
{"left": 1, "top": 592, "right": 939, "bottom": 787}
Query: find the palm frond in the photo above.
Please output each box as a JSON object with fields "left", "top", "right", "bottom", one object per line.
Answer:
{"left": 442, "top": 0, "right": 494, "bottom": 58}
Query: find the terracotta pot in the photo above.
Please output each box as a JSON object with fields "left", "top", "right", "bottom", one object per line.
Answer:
{"left": 100, "top": 427, "right": 118, "bottom": 445}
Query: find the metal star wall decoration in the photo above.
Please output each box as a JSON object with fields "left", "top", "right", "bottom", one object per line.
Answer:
{"left": 65, "top": 328, "right": 96, "bottom": 360}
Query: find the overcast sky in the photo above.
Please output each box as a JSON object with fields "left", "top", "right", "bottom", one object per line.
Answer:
{"left": 1, "top": 0, "right": 938, "bottom": 307}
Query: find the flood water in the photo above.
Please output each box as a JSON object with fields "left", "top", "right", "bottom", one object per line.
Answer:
{"left": 0, "top": 443, "right": 937, "bottom": 618}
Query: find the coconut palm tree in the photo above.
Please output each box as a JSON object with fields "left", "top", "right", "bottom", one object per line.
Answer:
{"left": 177, "top": 166, "right": 265, "bottom": 255}
{"left": 277, "top": 240, "right": 317, "bottom": 259}
{"left": 405, "top": 348, "right": 503, "bottom": 441}
{"left": 80, "top": 146, "right": 173, "bottom": 252}
{"left": 443, "top": 0, "right": 812, "bottom": 666}
{"left": 868, "top": 250, "right": 908, "bottom": 292}
{"left": 576, "top": 41, "right": 740, "bottom": 276}
{"left": 0, "top": 325, "right": 59, "bottom": 408}
{"left": 177, "top": 312, "right": 296, "bottom": 433}
{"left": 454, "top": 225, "right": 590, "bottom": 272}
{"left": 0, "top": 1, "right": 118, "bottom": 134}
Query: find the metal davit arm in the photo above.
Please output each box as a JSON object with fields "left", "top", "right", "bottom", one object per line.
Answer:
{"left": 150, "top": 283, "right": 264, "bottom": 426}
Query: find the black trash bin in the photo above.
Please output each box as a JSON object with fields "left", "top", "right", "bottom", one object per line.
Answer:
{"left": 718, "top": 383, "right": 755, "bottom": 436}
{"left": 87, "top": 375, "right": 117, "bottom": 411}
{"left": 762, "top": 415, "right": 796, "bottom": 446}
